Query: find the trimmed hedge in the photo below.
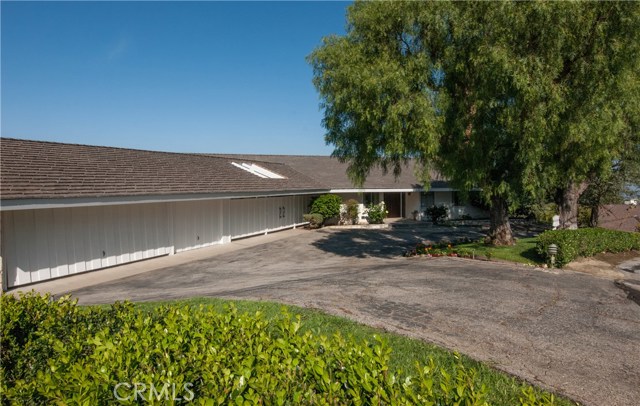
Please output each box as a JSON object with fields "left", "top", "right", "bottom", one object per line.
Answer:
{"left": 303, "top": 213, "right": 323, "bottom": 229}
{"left": 537, "top": 228, "right": 640, "bottom": 267}
{"left": 310, "top": 194, "right": 342, "bottom": 221}
{"left": 1, "top": 293, "right": 561, "bottom": 405}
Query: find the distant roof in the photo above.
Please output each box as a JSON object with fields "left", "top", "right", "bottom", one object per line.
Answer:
{"left": 207, "top": 154, "right": 449, "bottom": 190}
{"left": 0, "top": 138, "right": 326, "bottom": 201}
{"left": 598, "top": 204, "right": 640, "bottom": 233}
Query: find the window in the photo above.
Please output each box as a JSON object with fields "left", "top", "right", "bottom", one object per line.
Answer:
{"left": 453, "top": 191, "right": 461, "bottom": 206}
{"left": 364, "top": 193, "right": 380, "bottom": 206}
{"left": 232, "top": 162, "right": 286, "bottom": 179}
{"left": 420, "top": 192, "right": 435, "bottom": 212}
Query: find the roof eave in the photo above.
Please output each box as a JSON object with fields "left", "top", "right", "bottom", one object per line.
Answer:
{"left": 0, "top": 189, "right": 329, "bottom": 211}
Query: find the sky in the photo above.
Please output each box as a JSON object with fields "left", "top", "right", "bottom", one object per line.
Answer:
{"left": 1, "top": 1, "right": 350, "bottom": 155}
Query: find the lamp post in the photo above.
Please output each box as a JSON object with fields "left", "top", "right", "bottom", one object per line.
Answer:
{"left": 547, "top": 244, "right": 558, "bottom": 268}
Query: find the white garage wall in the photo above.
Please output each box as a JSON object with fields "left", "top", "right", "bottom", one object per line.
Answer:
{"left": 230, "top": 195, "right": 309, "bottom": 239}
{"left": 1, "top": 203, "right": 171, "bottom": 288}
{"left": 172, "top": 200, "right": 224, "bottom": 253}
{"left": 1, "top": 195, "right": 312, "bottom": 288}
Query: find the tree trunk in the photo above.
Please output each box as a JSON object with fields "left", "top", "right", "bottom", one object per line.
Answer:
{"left": 487, "top": 194, "right": 514, "bottom": 246}
{"left": 557, "top": 181, "right": 589, "bottom": 229}
{"left": 589, "top": 204, "right": 599, "bottom": 227}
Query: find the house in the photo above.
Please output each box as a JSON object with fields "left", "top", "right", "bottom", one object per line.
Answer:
{"left": 210, "top": 154, "right": 489, "bottom": 221}
{"left": 0, "top": 138, "right": 486, "bottom": 289}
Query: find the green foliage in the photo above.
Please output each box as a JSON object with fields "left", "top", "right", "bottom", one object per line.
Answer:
{"left": 343, "top": 198, "right": 360, "bottom": 225}
{"left": 536, "top": 228, "right": 640, "bottom": 267}
{"left": 366, "top": 202, "right": 387, "bottom": 224}
{"left": 457, "top": 238, "right": 544, "bottom": 265}
{"left": 531, "top": 203, "right": 558, "bottom": 225}
{"left": 408, "top": 242, "right": 475, "bottom": 258}
{"left": 309, "top": 1, "right": 640, "bottom": 244}
{"left": 310, "top": 194, "right": 342, "bottom": 222}
{"left": 303, "top": 213, "right": 324, "bottom": 229}
{"left": 0, "top": 292, "right": 564, "bottom": 405}
{"left": 577, "top": 206, "right": 592, "bottom": 228}
{"left": 425, "top": 205, "right": 449, "bottom": 224}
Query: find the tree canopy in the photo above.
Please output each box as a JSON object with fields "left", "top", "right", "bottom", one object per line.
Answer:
{"left": 309, "top": 1, "right": 640, "bottom": 244}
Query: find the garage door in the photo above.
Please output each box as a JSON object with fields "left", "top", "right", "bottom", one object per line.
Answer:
{"left": 1, "top": 203, "right": 170, "bottom": 288}
{"left": 172, "top": 200, "right": 224, "bottom": 253}
{"left": 229, "top": 196, "right": 309, "bottom": 240}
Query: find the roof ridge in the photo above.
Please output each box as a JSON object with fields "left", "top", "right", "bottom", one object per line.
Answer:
{"left": 207, "top": 153, "right": 333, "bottom": 158}
{"left": 0, "top": 137, "right": 291, "bottom": 162}
{"left": 0, "top": 136, "right": 179, "bottom": 155}
{"left": 0, "top": 138, "right": 334, "bottom": 159}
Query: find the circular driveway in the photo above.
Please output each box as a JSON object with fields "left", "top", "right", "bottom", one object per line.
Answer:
{"left": 68, "top": 227, "right": 640, "bottom": 406}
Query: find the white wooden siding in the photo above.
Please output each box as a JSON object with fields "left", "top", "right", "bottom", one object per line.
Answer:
{"left": 230, "top": 196, "right": 308, "bottom": 239}
{"left": 2, "top": 203, "right": 170, "bottom": 288}
{"left": 2, "top": 196, "right": 311, "bottom": 288}
{"left": 172, "top": 200, "right": 224, "bottom": 253}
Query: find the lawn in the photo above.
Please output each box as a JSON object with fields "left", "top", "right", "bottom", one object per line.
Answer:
{"left": 457, "top": 237, "right": 544, "bottom": 265}
{"left": 133, "top": 297, "right": 574, "bottom": 405}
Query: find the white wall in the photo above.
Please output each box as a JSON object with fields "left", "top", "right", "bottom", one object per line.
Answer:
{"left": 229, "top": 195, "right": 308, "bottom": 239}
{"left": 404, "top": 191, "right": 490, "bottom": 221}
{"left": 1, "top": 195, "right": 311, "bottom": 288}
{"left": 172, "top": 200, "right": 225, "bottom": 253}
{"left": 1, "top": 203, "right": 171, "bottom": 288}
{"left": 404, "top": 192, "right": 421, "bottom": 219}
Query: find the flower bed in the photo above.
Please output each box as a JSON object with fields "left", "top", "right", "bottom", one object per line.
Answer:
{"left": 404, "top": 239, "right": 476, "bottom": 259}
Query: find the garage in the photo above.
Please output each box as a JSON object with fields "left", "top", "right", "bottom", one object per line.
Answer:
{"left": 0, "top": 138, "right": 326, "bottom": 289}
{"left": 229, "top": 195, "right": 309, "bottom": 239}
{"left": 172, "top": 199, "right": 226, "bottom": 253}
{"left": 1, "top": 203, "right": 171, "bottom": 288}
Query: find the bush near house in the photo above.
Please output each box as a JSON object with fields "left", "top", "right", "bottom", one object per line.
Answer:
{"left": 343, "top": 199, "right": 360, "bottom": 225}
{"left": 537, "top": 228, "right": 640, "bottom": 267}
{"left": 366, "top": 202, "right": 387, "bottom": 224}
{"left": 425, "top": 205, "right": 449, "bottom": 224}
{"left": 1, "top": 293, "right": 565, "bottom": 405}
{"left": 309, "top": 194, "right": 342, "bottom": 224}
{"left": 303, "top": 213, "right": 324, "bottom": 229}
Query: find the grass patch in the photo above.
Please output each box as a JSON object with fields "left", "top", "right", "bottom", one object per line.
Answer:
{"left": 132, "top": 297, "right": 575, "bottom": 405}
{"left": 457, "top": 237, "right": 544, "bottom": 265}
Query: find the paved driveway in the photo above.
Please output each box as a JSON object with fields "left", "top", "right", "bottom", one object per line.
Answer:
{"left": 67, "top": 227, "right": 640, "bottom": 406}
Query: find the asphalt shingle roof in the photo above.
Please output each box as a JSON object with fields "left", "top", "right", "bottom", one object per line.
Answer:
{"left": 0, "top": 138, "right": 326, "bottom": 200}
{"left": 208, "top": 154, "right": 448, "bottom": 190}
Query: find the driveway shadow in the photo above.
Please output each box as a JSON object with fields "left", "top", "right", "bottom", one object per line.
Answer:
{"left": 311, "top": 230, "right": 419, "bottom": 258}
{"left": 312, "top": 226, "right": 487, "bottom": 259}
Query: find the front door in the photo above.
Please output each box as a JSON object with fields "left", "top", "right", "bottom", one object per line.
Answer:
{"left": 383, "top": 193, "right": 402, "bottom": 217}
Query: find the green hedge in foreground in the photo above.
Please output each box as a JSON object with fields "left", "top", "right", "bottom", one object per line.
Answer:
{"left": 537, "top": 228, "right": 640, "bottom": 267}
{"left": 1, "top": 293, "right": 559, "bottom": 405}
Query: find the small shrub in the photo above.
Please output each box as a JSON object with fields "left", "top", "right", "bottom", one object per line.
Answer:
{"left": 426, "top": 205, "right": 449, "bottom": 224}
{"left": 310, "top": 194, "right": 342, "bottom": 222}
{"left": 537, "top": 228, "right": 640, "bottom": 267}
{"left": 343, "top": 199, "right": 360, "bottom": 225}
{"left": 366, "top": 202, "right": 387, "bottom": 224}
{"left": 303, "top": 213, "right": 323, "bottom": 229}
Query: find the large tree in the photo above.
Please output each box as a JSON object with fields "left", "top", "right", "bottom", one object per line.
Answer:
{"left": 541, "top": 3, "right": 640, "bottom": 229}
{"left": 310, "top": 1, "right": 639, "bottom": 244}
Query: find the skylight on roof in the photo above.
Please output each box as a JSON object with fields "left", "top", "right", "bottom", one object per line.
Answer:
{"left": 232, "top": 162, "right": 286, "bottom": 179}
